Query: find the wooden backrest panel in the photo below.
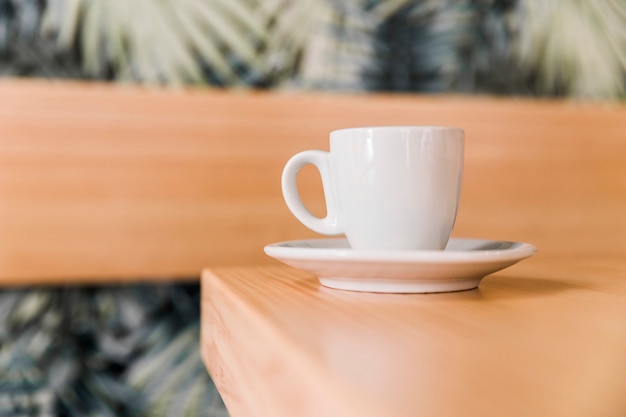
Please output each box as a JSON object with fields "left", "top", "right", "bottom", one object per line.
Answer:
{"left": 1, "top": 80, "right": 625, "bottom": 284}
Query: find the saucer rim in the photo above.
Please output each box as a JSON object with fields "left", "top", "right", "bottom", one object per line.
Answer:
{"left": 264, "top": 237, "right": 537, "bottom": 264}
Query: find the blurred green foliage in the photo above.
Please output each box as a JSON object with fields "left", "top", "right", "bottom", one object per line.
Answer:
{"left": 2, "top": 0, "right": 625, "bottom": 98}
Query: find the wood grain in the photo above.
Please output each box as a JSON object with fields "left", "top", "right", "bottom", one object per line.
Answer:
{"left": 201, "top": 260, "right": 626, "bottom": 417}
{"left": 1, "top": 79, "right": 625, "bottom": 283}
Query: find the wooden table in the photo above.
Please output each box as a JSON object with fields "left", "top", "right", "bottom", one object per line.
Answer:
{"left": 201, "top": 256, "right": 626, "bottom": 417}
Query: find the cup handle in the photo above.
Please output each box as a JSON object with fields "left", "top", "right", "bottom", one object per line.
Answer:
{"left": 281, "top": 150, "right": 342, "bottom": 235}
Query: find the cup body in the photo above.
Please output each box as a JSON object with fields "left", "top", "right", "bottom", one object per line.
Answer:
{"left": 282, "top": 126, "right": 464, "bottom": 251}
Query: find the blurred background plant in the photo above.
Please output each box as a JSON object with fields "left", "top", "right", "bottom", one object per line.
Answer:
{"left": 0, "top": 284, "right": 228, "bottom": 417}
{"left": 1, "top": 0, "right": 625, "bottom": 98}
{"left": 1, "top": 0, "right": 625, "bottom": 416}
{"left": 515, "top": 0, "right": 626, "bottom": 99}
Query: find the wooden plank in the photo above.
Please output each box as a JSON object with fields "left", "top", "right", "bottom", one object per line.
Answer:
{"left": 1, "top": 79, "right": 625, "bottom": 283}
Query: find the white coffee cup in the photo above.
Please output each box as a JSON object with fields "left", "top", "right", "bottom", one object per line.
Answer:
{"left": 282, "top": 126, "right": 464, "bottom": 251}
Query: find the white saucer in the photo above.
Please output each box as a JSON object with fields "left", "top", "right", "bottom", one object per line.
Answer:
{"left": 264, "top": 238, "right": 536, "bottom": 293}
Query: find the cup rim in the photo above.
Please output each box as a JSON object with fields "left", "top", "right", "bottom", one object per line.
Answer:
{"left": 330, "top": 125, "right": 464, "bottom": 135}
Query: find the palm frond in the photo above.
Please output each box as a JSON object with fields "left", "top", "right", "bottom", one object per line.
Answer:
{"left": 0, "top": 283, "right": 227, "bottom": 417}
{"left": 39, "top": 0, "right": 328, "bottom": 87}
{"left": 514, "top": 0, "right": 626, "bottom": 99}
{"left": 297, "top": 0, "right": 513, "bottom": 92}
{"left": 296, "top": 0, "right": 398, "bottom": 90}
{"left": 257, "top": 0, "right": 326, "bottom": 80}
